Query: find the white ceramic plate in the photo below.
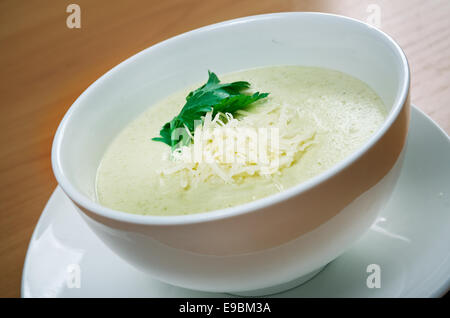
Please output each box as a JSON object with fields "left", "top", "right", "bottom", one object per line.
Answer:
{"left": 22, "top": 105, "right": 450, "bottom": 298}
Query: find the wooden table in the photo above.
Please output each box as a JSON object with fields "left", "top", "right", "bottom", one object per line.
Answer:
{"left": 1, "top": 0, "right": 449, "bottom": 298}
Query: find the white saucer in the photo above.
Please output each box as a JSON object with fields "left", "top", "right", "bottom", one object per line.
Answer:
{"left": 21, "top": 105, "right": 450, "bottom": 298}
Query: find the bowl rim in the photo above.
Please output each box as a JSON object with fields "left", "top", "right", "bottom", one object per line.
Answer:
{"left": 51, "top": 11, "right": 410, "bottom": 226}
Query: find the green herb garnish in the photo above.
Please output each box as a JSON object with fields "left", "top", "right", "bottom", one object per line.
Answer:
{"left": 152, "top": 71, "right": 269, "bottom": 150}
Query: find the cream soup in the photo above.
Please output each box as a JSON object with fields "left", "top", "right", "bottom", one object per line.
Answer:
{"left": 96, "top": 66, "right": 387, "bottom": 215}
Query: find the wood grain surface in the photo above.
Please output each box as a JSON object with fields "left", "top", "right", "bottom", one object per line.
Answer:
{"left": 0, "top": 0, "right": 449, "bottom": 298}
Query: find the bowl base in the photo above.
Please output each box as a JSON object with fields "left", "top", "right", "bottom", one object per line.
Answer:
{"left": 229, "top": 265, "right": 327, "bottom": 297}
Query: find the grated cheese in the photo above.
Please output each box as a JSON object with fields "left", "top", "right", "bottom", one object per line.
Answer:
{"left": 158, "top": 102, "right": 318, "bottom": 188}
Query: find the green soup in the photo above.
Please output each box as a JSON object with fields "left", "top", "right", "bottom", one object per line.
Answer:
{"left": 96, "top": 66, "right": 387, "bottom": 216}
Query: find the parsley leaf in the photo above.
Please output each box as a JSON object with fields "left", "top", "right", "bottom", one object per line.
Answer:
{"left": 152, "top": 71, "right": 269, "bottom": 149}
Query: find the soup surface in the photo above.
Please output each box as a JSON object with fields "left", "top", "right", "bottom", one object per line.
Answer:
{"left": 96, "top": 66, "right": 387, "bottom": 215}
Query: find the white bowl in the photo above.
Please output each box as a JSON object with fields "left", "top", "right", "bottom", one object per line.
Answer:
{"left": 51, "top": 12, "right": 410, "bottom": 295}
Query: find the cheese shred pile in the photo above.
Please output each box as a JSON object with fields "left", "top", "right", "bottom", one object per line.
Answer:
{"left": 158, "top": 103, "right": 318, "bottom": 188}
